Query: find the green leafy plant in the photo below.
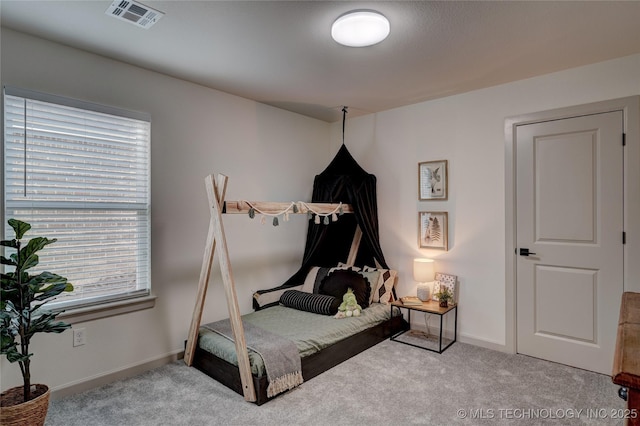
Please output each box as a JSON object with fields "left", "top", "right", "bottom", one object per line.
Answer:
{"left": 434, "top": 286, "right": 453, "bottom": 303}
{"left": 1, "top": 219, "right": 73, "bottom": 402}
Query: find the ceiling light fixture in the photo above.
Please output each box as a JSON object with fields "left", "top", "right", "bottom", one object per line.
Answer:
{"left": 331, "top": 10, "right": 390, "bottom": 47}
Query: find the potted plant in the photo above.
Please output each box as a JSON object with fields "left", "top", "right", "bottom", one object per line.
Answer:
{"left": 434, "top": 286, "right": 453, "bottom": 308}
{"left": 1, "top": 219, "right": 73, "bottom": 426}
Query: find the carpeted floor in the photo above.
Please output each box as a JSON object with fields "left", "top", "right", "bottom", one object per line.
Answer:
{"left": 46, "top": 341, "right": 626, "bottom": 425}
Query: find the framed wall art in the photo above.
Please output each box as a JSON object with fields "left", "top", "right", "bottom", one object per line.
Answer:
{"left": 419, "top": 160, "right": 448, "bottom": 200}
{"left": 419, "top": 211, "right": 448, "bottom": 251}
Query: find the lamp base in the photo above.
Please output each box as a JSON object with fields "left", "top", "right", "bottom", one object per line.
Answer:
{"left": 416, "top": 283, "right": 431, "bottom": 301}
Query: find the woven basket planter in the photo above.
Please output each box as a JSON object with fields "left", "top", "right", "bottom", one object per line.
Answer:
{"left": 0, "top": 384, "right": 50, "bottom": 426}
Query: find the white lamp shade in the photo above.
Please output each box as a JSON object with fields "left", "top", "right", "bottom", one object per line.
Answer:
{"left": 413, "top": 258, "right": 435, "bottom": 282}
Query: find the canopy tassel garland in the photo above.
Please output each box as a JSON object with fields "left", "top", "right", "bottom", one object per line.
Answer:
{"left": 243, "top": 200, "right": 344, "bottom": 227}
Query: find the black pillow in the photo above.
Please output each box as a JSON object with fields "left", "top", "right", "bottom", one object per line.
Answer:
{"left": 318, "top": 269, "right": 370, "bottom": 309}
{"left": 280, "top": 290, "right": 341, "bottom": 315}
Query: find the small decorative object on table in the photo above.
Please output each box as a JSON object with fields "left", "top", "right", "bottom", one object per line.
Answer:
{"left": 432, "top": 272, "right": 457, "bottom": 304}
{"left": 434, "top": 287, "right": 453, "bottom": 308}
{"left": 400, "top": 296, "right": 423, "bottom": 306}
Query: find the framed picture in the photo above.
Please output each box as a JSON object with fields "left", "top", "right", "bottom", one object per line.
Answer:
{"left": 419, "top": 160, "right": 448, "bottom": 200}
{"left": 419, "top": 211, "right": 448, "bottom": 250}
{"left": 432, "top": 272, "right": 458, "bottom": 304}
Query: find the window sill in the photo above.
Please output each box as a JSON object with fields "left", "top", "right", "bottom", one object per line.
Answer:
{"left": 57, "top": 295, "right": 157, "bottom": 324}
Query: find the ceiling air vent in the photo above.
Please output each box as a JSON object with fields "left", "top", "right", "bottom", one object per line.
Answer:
{"left": 105, "top": 0, "right": 164, "bottom": 29}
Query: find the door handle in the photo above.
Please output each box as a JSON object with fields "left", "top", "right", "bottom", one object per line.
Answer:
{"left": 519, "top": 248, "right": 537, "bottom": 257}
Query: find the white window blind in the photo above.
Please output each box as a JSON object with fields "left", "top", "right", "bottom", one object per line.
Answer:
{"left": 3, "top": 87, "right": 151, "bottom": 310}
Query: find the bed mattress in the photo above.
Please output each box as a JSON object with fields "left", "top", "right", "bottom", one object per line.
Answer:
{"left": 198, "top": 303, "right": 394, "bottom": 377}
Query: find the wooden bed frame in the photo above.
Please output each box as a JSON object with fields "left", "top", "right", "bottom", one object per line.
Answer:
{"left": 185, "top": 173, "right": 398, "bottom": 402}
{"left": 192, "top": 314, "right": 408, "bottom": 405}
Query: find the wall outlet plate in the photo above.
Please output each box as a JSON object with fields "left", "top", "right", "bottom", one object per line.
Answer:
{"left": 73, "top": 328, "right": 86, "bottom": 347}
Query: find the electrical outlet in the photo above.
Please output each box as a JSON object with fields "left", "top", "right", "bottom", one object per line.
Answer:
{"left": 73, "top": 328, "right": 86, "bottom": 347}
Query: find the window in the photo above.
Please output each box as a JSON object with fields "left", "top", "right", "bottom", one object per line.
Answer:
{"left": 2, "top": 87, "right": 151, "bottom": 311}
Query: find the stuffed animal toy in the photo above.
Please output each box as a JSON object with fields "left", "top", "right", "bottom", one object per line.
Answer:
{"left": 334, "top": 288, "right": 362, "bottom": 319}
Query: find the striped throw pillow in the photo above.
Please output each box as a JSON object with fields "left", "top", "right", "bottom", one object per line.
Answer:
{"left": 280, "top": 290, "right": 340, "bottom": 315}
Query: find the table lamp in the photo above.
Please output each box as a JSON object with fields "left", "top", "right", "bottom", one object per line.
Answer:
{"left": 413, "top": 258, "right": 435, "bottom": 301}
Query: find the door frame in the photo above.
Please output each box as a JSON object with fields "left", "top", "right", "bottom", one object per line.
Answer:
{"left": 504, "top": 96, "right": 640, "bottom": 354}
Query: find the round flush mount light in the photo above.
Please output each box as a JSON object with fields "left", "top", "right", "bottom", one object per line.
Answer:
{"left": 331, "top": 10, "right": 390, "bottom": 47}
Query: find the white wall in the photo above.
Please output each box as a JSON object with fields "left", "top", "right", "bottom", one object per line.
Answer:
{"left": 0, "top": 29, "right": 330, "bottom": 392}
{"left": 331, "top": 53, "right": 640, "bottom": 347}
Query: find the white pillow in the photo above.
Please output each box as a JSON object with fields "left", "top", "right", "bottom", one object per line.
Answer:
{"left": 359, "top": 269, "right": 381, "bottom": 305}
{"left": 300, "top": 266, "right": 321, "bottom": 293}
{"left": 362, "top": 266, "right": 398, "bottom": 304}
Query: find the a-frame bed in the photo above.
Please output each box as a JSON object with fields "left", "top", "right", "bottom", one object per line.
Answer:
{"left": 184, "top": 148, "right": 405, "bottom": 405}
{"left": 184, "top": 174, "right": 405, "bottom": 404}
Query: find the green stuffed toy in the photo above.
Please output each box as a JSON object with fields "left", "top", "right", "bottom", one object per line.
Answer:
{"left": 334, "top": 288, "right": 362, "bottom": 319}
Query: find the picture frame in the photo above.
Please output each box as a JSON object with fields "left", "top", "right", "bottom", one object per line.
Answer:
{"left": 418, "top": 160, "right": 448, "bottom": 200}
{"left": 432, "top": 272, "right": 458, "bottom": 304}
{"left": 418, "top": 211, "right": 448, "bottom": 250}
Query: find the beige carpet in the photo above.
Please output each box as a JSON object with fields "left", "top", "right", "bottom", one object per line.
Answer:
{"left": 46, "top": 340, "right": 626, "bottom": 425}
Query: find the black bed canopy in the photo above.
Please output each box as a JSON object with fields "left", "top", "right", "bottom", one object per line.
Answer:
{"left": 279, "top": 139, "right": 389, "bottom": 289}
{"left": 307, "top": 144, "right": 388, "bottom": 267}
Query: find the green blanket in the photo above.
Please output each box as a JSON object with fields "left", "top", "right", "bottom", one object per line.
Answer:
{"left": 198, "top": 303, "right": 394, "bottom": 377}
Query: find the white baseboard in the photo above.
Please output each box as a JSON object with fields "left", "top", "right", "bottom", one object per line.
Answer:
{"left": 410, "top": 320, "right": 508, "bottom": 353}
{"left": 50, "top": 349, "right": 185, "bottom": 401}
{"left": 458, "top": 332, "right": 507, "bottom": 353}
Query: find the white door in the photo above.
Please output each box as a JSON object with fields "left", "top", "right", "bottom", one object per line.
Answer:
{"left": 516, "top": 111, "right": 624, "bottom": 374}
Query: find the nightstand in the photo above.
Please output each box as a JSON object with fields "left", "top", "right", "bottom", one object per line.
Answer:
{"left": 390, "top": 300, "right": 457, "bottom": 353}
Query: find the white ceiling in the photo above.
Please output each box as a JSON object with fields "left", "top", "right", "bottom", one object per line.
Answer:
{"left": 2, "top": 1, "right": 640, "bottom": 122}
